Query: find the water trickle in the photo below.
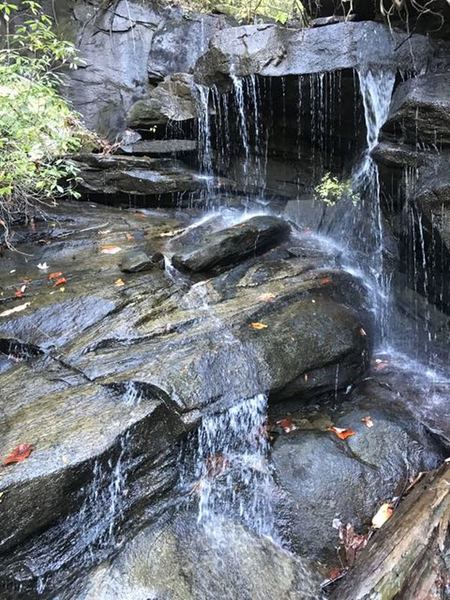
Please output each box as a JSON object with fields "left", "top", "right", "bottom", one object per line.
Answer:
{"left": 175, "top": 275, "right": 276, "bottom": 540}
{"left": 349, "top": 69, "right": 395, "bottom": 343}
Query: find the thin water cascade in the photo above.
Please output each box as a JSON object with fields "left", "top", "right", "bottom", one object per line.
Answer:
{"left": 350, "top": 69, "right": 395, "bottom": 344}
{"left": 173, "top": 277, "right": 277, "bottom": 541}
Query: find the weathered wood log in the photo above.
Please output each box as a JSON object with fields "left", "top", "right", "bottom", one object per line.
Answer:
{"left": 332, "top": 463, "right": 450, "bottom": 600}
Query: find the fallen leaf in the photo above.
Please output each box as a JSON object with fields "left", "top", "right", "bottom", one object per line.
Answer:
{"left": 372, "top": 503, "right": 393, "bottom": 529}
{"left": 338, "top": 523, "right": 369, "bottom": 566}
{"left": 48, "top": 271, "right": 63, "bottom": 280}
{"left": 125, "top": 232, "right": 134, "bottom": 241}
{"left": 15, "top": 285, "right": 26, "bottom": 298}
{"left": 249, "top": 322, "right": 268, "bottom": 330}
{"left": 206, "top": 454, "right": 229, "bottom": 478}
{"left": 3, "top": 443, "right": 33, "bottom": 466}
{"left": 257, "top": 292, "right": 276, "bottom": 303}
{"left": 115, "top": 278, "right": 125, "bottom": 287}
{"left": 320, "top": 277, "right": 332, "bottom": 285}
{"left": 0, "top": 302, "right": 31, "bottom": 317}
{"left": 101, "top": 245, "right": 122, "bottom": 255}
{"left": 53, "top": 277, "right": 67, "bottom": 287}
{"left": 276, "top": 416, "right": 297, "bottom": 433}
{"left": 327, "top": 426, "right": 356, "bottom": 440}
{"left": 361, "top": 416, "right": 374, "bottom": 428}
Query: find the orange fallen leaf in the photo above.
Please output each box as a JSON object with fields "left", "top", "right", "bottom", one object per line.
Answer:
{"left": 48, "top": 272, "right": 63, "bottom": 280}
{"left": 249, "top": 322, "right": 268, "bottom": 330}
{"left": 3, "top": 443, "right": 33, "bottom": 466}
{"left": 101, "top": 245, "right": 122, "bottom": 255}
{"left": 327, "top": 426, "right": 356, "bottom": 440}
{"left": 115, "top": 278, "right": 125, "bottom": 287}
{"left": 276, "top": 416, "right": 297, "bottom": 433}
{"left": 53, "top": 277, "right": 67, "bottom": 287}
{"left": 361, "top": 416, "right": 374, "bottom": 428}
{"left": 372, "top": 503, "right": 393, "bottom": 529}
{"left": 125, "top": 232, "right": 134, "bottom": 241}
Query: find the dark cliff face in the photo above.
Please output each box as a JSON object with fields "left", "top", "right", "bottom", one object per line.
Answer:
{"left": 44, "top": 0, "right": 233, "bottom": 138}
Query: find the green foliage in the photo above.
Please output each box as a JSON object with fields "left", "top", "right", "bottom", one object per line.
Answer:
{"left": 0, "top": 0, "right": 94, "bottom": 243}
{"left": 315, "top": 173, "right": 358, "bottom": 206}
{"left": 184, "top": 0, "right": 308, "bottom": 24}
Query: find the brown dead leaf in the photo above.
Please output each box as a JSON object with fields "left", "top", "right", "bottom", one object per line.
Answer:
{"left": 361, "top": 416, "right": 374, "bottom": 428}
{"left": 372, "top": 503, "right": 393, "bottom": 529}
{"left": 115, "top": 278, "right": 125, "bottom": 287}
{"left": 3, "top": 443, "right": 33, "bottom": 466}
{"left": 276, "top": 416, "right": 298, "bottom": 433}
{"left": 327, "top": 426, "right": 356, "bottom": 440}
{"left": 338, "top": 523, "right": 369, "bottom": 566}
{"left": 249, "top": 322, "right": 268, "bottom": 330}
{"left": 320, "top": 276, "right": 332, "bottom": 285}
{"left": 206, "top": 454, "right": 229, "bottom": 478}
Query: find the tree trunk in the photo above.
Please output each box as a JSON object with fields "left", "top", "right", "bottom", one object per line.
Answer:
{"left": 332, "top": 463, "right": 450, "bottom": 600}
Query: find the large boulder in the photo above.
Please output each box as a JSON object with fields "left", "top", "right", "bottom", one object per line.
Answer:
{"left": 126, "top": 73, "right": 198, "bottom": 129}
{"left": 381, "top": 73, "right": 450, "bottom": 148}
{"left": 194, "top": 21, "right": 434, "bottom": 86}
{"left": 72, "top": 153, "right": 205, "bottom": 198}
{"left": 271, "top": 376, "right": 444, "bottom": 562}
{"left": 78, "top": 516, "right": 322, "bottom": 600}
{"left": 148, "top": 11, "right": 235, "bottom": 80}
{"left": 60, "top": 0, "right": 162, "bottom": 138}
{"left": 171, "top": 215, "right": 291, "bottom": 272}
{"left": 0, "top": 202, "right": 372, "bottom": 597}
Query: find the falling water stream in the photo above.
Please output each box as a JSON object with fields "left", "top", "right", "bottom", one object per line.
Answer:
{"left": 183, "top": 65, "right": 450, "bottom": 551}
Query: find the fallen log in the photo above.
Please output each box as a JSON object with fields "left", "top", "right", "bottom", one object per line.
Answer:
{"left": 332, "top": 463, "right": 450, "bottom": 600}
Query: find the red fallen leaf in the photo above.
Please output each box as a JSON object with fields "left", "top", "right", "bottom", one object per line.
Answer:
{"left": 328, "top": 567, "right": 346, "bottom": 580}
{"left": 48, "top": 271, "right": 63, "bottom": 281}
{"left": 3, "top": 443, "right": 33, "bottom": 466}
{"left": 276, "top": 416, "right": 297, "bottom": 433}
{"left": 15, "top": 286, "right": 26, "bottom": 298}
{"left": 320, "top": 277, "right": 332, "bottom": 285}
{"left": 53, "top": 277, "right": 67, "bottom": 287}
{"left": 327, "top": 426, "right": 356, "bottom": 440}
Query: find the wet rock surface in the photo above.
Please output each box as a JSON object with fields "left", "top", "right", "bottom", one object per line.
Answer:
{"left": 194, "top": 21, "right": 434, "bottom": 86}
{"left": 171, "top": 215, "right": 291, "bottom": 272}
{"left": 72, "top": 153, "right": 205, "bottom": 198}
{"left": 126, "top": 73, "right": 198, "bottom": 129}
{"left": 78, "top": 515, "right": 322, "bottom": 600}
{"left": 382, "top": 73, "right": 450, "bottom": 148}
{"left": 271, "top": 374, "right": 444, "bottom": 561}
{"left": 0, "top": 201, "right": 372, "bottom": 597}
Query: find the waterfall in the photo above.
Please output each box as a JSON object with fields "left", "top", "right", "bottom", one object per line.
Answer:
{"left": 173, "top": 278, "right": 276, "bottom": 540}
{"left": 351, "top": 69, "right": 395, "bottom": 344}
